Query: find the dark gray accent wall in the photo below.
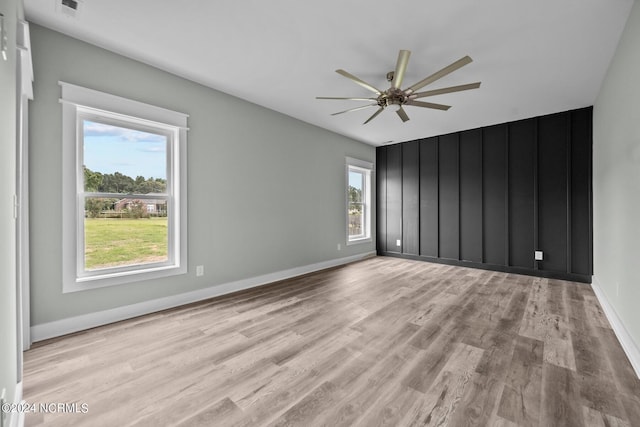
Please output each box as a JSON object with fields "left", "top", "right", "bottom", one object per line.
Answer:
{"left": 459, "top": 129, "right": 482, "bottom": 263}
{"left": 402, "top": 142, "right": 420, "bottom": 256}
{"left": 508, "top": 119, "right": 536, "bottom": 269}
{"left": 419, "top": 138, "right": 438, "bottom": 257}
{"left": 438, "top": 134, "right": 460, "bottom": 260}
{"left": 384, "top": 144, "right": 402, "bottom": 253}
{"left": 376, "top": 107, "right": 593, "bottom": 283}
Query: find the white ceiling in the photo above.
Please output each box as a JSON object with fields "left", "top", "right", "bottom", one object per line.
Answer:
{"left": 24, "top": 0, "right": 634, "bottom": 146}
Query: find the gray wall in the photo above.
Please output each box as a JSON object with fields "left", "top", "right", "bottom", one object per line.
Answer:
{"left": 29, "top": 24, "right": 375, "bottom": 326}
{"left": 0, "top": 0, "right": 20, "bottom": 410}
{"left": 593, "top": 2, "right": 640, "bottom": 352}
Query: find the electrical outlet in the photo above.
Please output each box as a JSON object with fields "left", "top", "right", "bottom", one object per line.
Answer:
{"left": 396, "top": 239, "right": 401, "bottom": 247}
{"left": 196, "top": 265, "right": 204, "bottom": 277}
{"left": 534, "top": 251, "right": 543, "bottom": 261}
{"left": 337, "top": 243, "right": 341, "bottom": 251}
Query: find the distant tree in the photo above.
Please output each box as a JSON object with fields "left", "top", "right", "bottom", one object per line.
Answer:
{"left": 134, "top": 177, "right": 166, "bottom": 194}
{"left": 99, "top": 172, "right": 135, "bottom": 193}
{"left": 84, "top": 197, "right": 115, "bottom": 218}
{"left": 348, "top": 185, "right": 362, "bottom": 202}
{"left": 83, "top": 166, "right": 103, "bottom": 192}
{"left": 84, "top": 166, "right": 166, "bottom": 194}
{"left": 99, "top": 173, "right": 118, "bottom": 193}
{"left": 348, "top": 185, "right": 362, "bottom": 213}
{"left": 153, "top": 178, "right": 167, "bottom": 192}
{"left": 128, "top": 200, "right": 149, "bottom": 219}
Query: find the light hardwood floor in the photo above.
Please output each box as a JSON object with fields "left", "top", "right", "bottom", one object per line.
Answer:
{"left": 23, "top": 257, "right": 640, "bottom": 426}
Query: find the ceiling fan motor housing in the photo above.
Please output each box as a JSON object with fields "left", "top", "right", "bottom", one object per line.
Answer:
{"left": 379, "top": 88, "right": 409, "bottom": 107}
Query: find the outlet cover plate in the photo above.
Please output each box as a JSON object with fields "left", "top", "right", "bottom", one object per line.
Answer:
{"left": 534, "top": 251, "right": 543, "bottom": 261}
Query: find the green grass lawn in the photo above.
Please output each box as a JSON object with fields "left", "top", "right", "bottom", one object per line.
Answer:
{"left": 84, "top": 217, "right": 168, "bottom": 270}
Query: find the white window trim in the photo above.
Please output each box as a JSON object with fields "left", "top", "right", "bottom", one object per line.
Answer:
{"left": 61, "top": 82, "right": 188, "bottom": 292}
{"left": 346, "top": 157, "right": 373, "bottom": 245}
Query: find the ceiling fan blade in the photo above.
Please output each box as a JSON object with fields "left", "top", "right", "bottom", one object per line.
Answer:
{"left": 391, "top": 50, "right": 411, "bottom": 89}
{"left": 316, "top": 96, "right": 378, "bottom": 101}
{"left": 411, "top": 82, "right": 481, "bottom": 99}
{"left": 406, "top": 100, "right": 451, "bottom": 111}
{"left": 335, "top": 69, "right": 382, "bottom": 95}
{"left": 396, "top": 106, "right": 410, "bottom": 122}
{"left": 405, "top": 56, "right": 473, "bottom": 94}
{"left": 331, "top": 103, "right": 378, "bottom": 116}
{"left": 363, "top": 107, "right": 385, "bottom": 124}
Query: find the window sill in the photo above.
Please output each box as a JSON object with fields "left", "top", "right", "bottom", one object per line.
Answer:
{"left": 64, "top": 263, "right": 187, "bottom": 293}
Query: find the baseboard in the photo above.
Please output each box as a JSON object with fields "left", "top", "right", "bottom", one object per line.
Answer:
{"left": 31, "top": 251, "right": 376, "bottom": 342}
{"left": 591, "top": 277, "right": 640, "bottom": 378}
{"left": 378, "top": 251, "right": 592, "bottom": 283}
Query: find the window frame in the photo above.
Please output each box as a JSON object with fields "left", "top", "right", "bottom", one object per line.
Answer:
{"left": 61, "top": 82, "right": 188, "bottom": 292}
{"left": 346, "top": 157, "right": 373, "bottom": 245}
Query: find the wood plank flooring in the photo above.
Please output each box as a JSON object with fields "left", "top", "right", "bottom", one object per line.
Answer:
{"left": 23, "top": 257, "right": 640, "bottom": 426}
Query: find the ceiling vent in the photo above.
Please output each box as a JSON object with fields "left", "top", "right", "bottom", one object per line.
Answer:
{"left": 61, "top": 0, "right": 77, "bottom": 10}
{"left": 56, "top": 0, "right": 82, "bottom": 18}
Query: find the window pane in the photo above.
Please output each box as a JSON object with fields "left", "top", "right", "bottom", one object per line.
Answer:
{"left": 348, "top": 168, "right": 365, "bottom": 237}
{"left": 84, "top": 196, "right": 168, "bottom": 270}
{"left": 348, "top": 170, "right": 363, "bottom": 203}
{"left": 348, "top": 202, "right": 364, "bottom": 237}
{"left": 83, "top": 120, "right": 167, "bottom": 194}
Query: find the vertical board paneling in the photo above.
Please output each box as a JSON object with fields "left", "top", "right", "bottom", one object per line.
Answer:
{"left": 483, "top": 124, "right": 507, "bottom": 265}
{"left": 508, "top": 119, "right": 536, "bottom": 269}
{"left": 375, "top": 107, "right": 593, "bottom": 283}
{"left": 420, "top": 138, "right": 439, "bottom": 257}
{"left": 385, "top": 144, "right": 403, "bottom": 253}
{"left": 570, "top": 108, "right": 592, "bottom": 274}
{"left": 459, "top": 129, "right": 483, "bottom": 262}
{"left": 439, "top": 134, "right": 459, "bottom": 260}
{"left": 376, "top": 147, "right": 387, "bottom": 253}
{"left": 538, "top": 113, "right": 568, "bottom": 272}
{"left": 402, "top": 141, "right": 419, "bottom": 255}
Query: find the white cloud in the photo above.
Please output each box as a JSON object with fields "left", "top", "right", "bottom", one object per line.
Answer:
{"left": 83, "top": 121, "right": 165, "bottom": 143}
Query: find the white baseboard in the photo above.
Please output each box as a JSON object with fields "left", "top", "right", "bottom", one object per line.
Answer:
{"left": 31, "top": 251, "right": 376, "bottom": 342}
{"left": 591, "top": 277, "right": 640, "bottom": 378}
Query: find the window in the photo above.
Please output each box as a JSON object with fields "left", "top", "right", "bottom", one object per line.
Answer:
{"left": 61, "top": 82, "right": 188, "bottom": 292}
{"left": 346, "top": 157, "right": 373, "bottom": 244}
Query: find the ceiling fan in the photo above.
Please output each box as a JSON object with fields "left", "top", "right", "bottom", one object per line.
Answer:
{"left": 317, "top": 50, "right": 480, "bottom": 124}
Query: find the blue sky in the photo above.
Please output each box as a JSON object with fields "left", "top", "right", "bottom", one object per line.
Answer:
{"left": 349, "top": 171, "right": 363, "bottom": 190}
{"left": 83, "top": 120, "right": 167, "bottom": 180}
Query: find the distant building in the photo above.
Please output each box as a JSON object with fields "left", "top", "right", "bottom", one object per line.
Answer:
{"left": 114, "top": 198, "right": 166, "bottom": 214}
